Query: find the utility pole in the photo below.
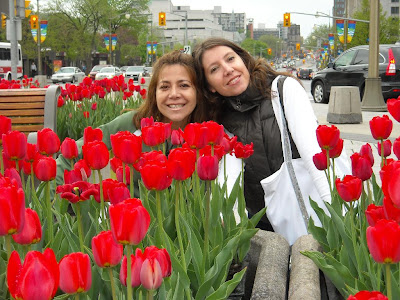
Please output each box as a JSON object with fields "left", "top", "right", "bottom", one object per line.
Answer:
{"left": 9, "top": 0, "right": 18, "bottom": 80}
{"left": 36, "top": 0, "right": 41, "bottom": 75}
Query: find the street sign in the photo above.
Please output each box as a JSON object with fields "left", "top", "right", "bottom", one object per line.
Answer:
{"left": 183, "top": 45, "right": 191, "bottom": 55}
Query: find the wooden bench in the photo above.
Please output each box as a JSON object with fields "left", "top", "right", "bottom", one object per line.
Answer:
{"left": 0, "top": 85, "right": 61, "bottom": 143}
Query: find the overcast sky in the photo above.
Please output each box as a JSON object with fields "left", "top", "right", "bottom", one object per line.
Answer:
{"left": 35, "top": 0, "right": 334, "bottom": 38}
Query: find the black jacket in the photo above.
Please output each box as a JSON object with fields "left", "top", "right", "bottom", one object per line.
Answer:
{"left": 219, "top": 83, "right": 299, "bottom": 222}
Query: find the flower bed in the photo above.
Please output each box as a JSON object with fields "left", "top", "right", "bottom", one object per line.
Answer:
{"left": 0, "top": 114, "right": 262, "bottom": 299}
{"left": 303, "top": 97, "right": 400, "bottom": 300}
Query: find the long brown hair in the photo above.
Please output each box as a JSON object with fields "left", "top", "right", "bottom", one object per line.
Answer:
{"left": 133, "top": 50, "right": 209, "bottom": 128}
{"left": 192, "top": 38, "right": 293, "bottom": 120}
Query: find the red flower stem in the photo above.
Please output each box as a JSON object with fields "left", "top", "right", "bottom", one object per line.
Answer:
{"left": 147, "top": 289, "right": 154, "bottom": 300}
{"left": 122, "top": 162, "right": 126, "bottom": 185}
{"left": 45, "top": 181, "right": 53, "bottom": 245}
{"left": 202, "top": 180, "right": 211, "bottom": 278}
{"left": 75, "top": 202, "right": 85, "bottom": 253}
{"left": 386, "top": 263, "right": 392, "bottom": 300}
{"left": 130, "top": 166, "right": 134, "bottom": 198}
{"left": 97, "top": 170, "right": 106, "bottom": 226}
{"left": 175, "top": 181, "right": 186, "bottom": 268}
{"left": 156, "top": 191, "right": 166, "bottom": 247}
{"left": 5, "top": 234, "right": 11, "bottom": 261}
{"left": 349, "top": 203, "right": 363, "bottom": 283}
{"left": 30, "top": 164, "right": 40, "bottom": 211}
{"left": 380, "top": 139, "right": 385, "bottom": 168}
{"left": 107, "top": 268, "right": 117, "bottom": 300}
{"left": 126, "top": 245, "right": 133, "bottom": 300}
{"left": 75, "top": 294, "right": 79, "bottom": 300}
{"left": 70, "top": 159, "right": 74, "bottom": 171}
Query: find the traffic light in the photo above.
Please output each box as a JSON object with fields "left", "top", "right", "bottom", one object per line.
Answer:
{"left": 296, "top": 43, "right": 300, "bottom": 51}
{"left": 159, "top": 12, "right": 166, "bottom": 26}
{"left": 30, "top": 14, "right": 38, "bottom": 29}
{"left": 283, "top": 13, "right": 290, "bottom": 27}
{"left": 1, "top": 14, "right": 6, "bottom": 28}
{"left": 268, "top": 48, "right": 272, "bottom": 55}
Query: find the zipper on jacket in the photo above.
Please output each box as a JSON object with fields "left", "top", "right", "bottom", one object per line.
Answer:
{"left": 236, "top": 98, "right": 241, "bottom": 109}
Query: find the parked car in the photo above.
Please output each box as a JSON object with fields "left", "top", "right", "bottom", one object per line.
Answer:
{"left": 124, "top": 66, "right": 145, "bottom": 82}
{"left": 297, "top": 68, "right": 314, "bottom": 80}
{"left": 120, "top": 65, "right": 130, "bottom": 76}
{"left": 311, "top": 44, "right": 400, "bottom": 103}
{"left": 142, "top": 67, "right": 153, "bottom": 77}
{"left": 94, "top": 66, "right": 123, "bottom": 80}
{"left": 89, "top": 64, "right": 113, "bottom": 80}
{"left": 51, "top": 67, "right": 86, "bottom": 84}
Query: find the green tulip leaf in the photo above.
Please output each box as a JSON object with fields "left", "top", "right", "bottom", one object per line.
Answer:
{"left": 205, "top": 267, "right": 246, "bottom": 300}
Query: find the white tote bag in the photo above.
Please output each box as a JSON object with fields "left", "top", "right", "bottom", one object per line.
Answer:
{"left": 260, "top": 76, "right": 321, "bottom": 245}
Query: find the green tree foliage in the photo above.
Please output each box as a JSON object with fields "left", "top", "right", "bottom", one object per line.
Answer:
{"left": 240, "top": 38, "right": 269, "bottom": 58}
{"left": 350, "top": 0, "right": 399, "bottom": 46}
{"left": 304, "top": 25, "right": 330, "bottom": 50}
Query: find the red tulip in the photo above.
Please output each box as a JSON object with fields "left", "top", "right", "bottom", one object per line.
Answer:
{"left": 74, "top": 159, "right": 92, "bottom": 179}
{"left": 111, "top": 131, "right": 142, "bottom": 165}
{"left": 12, "top": 208, "right": 42, "bottom": 245}
{"left": 202, "top": 121, "right": 224, "bottom": 146}
{"left": 316, "top": 125, "right": 340, "bottom": 150}
{"left": 393, "top": 137, "right": 400, "bottom": 160}
{"left": 56, "top": 181, "right": 99, "bottom": 203}
{"left": 197, "top": 154, "right": 219, "bottom": 181}
{"left": 351, "top": 152, "right": 373, "bottom": 181}
{"left": 109, "top": 198, "right": 150, "bottom": 245}
{"left": 0, "top": 176, "right": 25, "bottom": 236}
{"left": 140, "top": 257, "right": 163, "bottom": 290}
{"left": 366, "top": 204, "right": 386, "bottom": 227}
{"left": 2, "top": 130, "right": 27, "bottom": 161}
{"left": 383, "top": 196, "right": 400, "bottom": 223}
{"left": 82, "top": 140, "right": 109, "bottom": 170}
{"left": 120, "top": 248, "right": 145, "bottom": 287}
{"left": 7, "top": 249, "right": 59, "bottom": 300}
{"left": 387, "top": 97, "right": 400, "bottom": 122}
{"left": 61, "top": 137, "right": 78, "bottom": 160}
{"left": 347, "top": 290, "right": 388, "bottom": 300}
{"left": 141, "top": 122, "right": 171, "bottom": 147}
{"left": 233, "top": 142, "right": 254, "bottom": 159}
{"left": 37, "top": 128, "right": 61, "bottom": 156}
{"left": 366, "top": 219, "right": 400, "bottom": 264}
{"left": 171, "top": 128, "right": 185, "bottom": 145}
{"left": 183, "top": 122, "right": 208, "bottom": 149}
{"left": 5, "top": 167, "right": 22, "bottom": 189}
{"left": 25, "top": 143, "right": 38, "bottom": 162}
{"left": 377, "top": 139, "right": 392, "bottom": 158}
{"left": 369, "top": 115, "right": 393, "bottom": 140}
{"left": 140, "top": 116, "right": 154, "bottom": 129}
{"left": 220, "top": 133, "right": 238, "bottom": 155}
{"left": 91, "top": 230, "right": 123, "bottom": 268}
{"left": 83, "top": 126, "right": 103, "bottom": 144}
{"left": 105, "top": 180, "right": 131, "bottom": 205}
{"left": 33, "top": 154, "right": 57, "bottom": 182}
{"left": 199, "top": 145, "right": 225, "bottom": 161}
{"left": 313, "top": 151, "right": 328, "bottom": 170}
{"left": 135, "top": 150, "right": 167, "bottom": 171}
{"left": 335, "top": 175, "right": 362, "bottom": 202}
{"left": 323, "top": 138, "right": 344, "bottom": 159}
{"left": 167, "top": 147, "right": 196, "bottom": 180}
{"left": 59, "top": 252, "right": 92, "bottom": 294}
{"left": 359, "top": 143, "right": 374, "bottom": 167}
{"left": 116, "top": 165, "right": 131, "bottom": 185}
{"left": 0, "top": 115, "right": 12, "bottom": 144}
{"left": 140, "top": 159, "right": 172, "bottom": 191}
{"left": 110, "top": 157, "right": 122, "bottom": 173}
{"left": 143, "top": 246, "right": 171, "bottom": 278}
{"left": 91, "top": 102, "right": 97, "bottom": 111}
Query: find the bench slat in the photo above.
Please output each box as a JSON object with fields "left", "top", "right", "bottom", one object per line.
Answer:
{"left": 0, "top": 102, "right": 45, "bottom": 109}
{"left": 0, "top": 89, "right": 47, "bottom": 96}
{"left": 0, "top": 109, "right": 45, "bottom": 116}
{"left": 10, "top": 116, "right": 45, "bottom": 124}
{"left": 0, "top": 96, "right": 47, "bottom": 103}
{"left": 12, "top": 124, "right": 45, "bottom": 133}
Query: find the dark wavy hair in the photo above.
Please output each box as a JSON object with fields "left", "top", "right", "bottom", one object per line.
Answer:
{"left": 192, "top": 38, "right": 293, "bottom": 121}
{"left": 133, "top": 50, "right": 209, "bottom": 128}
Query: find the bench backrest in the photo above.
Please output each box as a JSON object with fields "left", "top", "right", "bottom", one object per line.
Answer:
{"left": 0, "top": 85, "right": 60, "bottom": 139}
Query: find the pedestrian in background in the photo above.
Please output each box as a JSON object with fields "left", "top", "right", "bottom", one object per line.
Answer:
{"left": 192, "top": 37, "right": 350, "bottom": 234}
{"left": 31, "top": 62, "right": 37, "bottom": 78}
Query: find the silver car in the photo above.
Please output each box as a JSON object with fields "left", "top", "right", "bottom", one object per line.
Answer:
{"left": 124, "top": 66, "right": 145, "bottom": 82}
{"left": 51, "top": 67, "right": 86, "bottom": 83}
{"left": 95, "top": 67, "right": 123, "bottom": 80}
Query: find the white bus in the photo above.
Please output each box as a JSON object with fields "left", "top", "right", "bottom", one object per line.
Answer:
{"left": 0, "top": 42, "right": 23, "bottom": 80}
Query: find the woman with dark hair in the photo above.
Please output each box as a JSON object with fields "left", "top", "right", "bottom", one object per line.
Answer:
{"left": 192, "top": 38, "right": 349, "bottom": 236}
{"left": 56, "top": 50, "right": 210, "bottom": 190}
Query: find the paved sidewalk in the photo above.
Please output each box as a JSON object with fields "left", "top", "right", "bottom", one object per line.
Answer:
{"left": 310, "top": 101, "right": 400, "bottom": 183}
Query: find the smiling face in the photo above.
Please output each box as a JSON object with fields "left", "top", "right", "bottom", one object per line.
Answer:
{"left": 156, "top": 64, "right": 197, "bottom": 129}
{"left": 201, "top": 45, "right": 250, "bottom": 97}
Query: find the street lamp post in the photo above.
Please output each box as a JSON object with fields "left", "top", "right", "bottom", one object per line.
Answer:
{"left": 109, "top": 13, "right": 130, "bottom": 65}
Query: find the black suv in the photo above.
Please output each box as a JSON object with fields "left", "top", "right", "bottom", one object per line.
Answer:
{"left": 311, "top": 44, "right": 400, "bottom": 103}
